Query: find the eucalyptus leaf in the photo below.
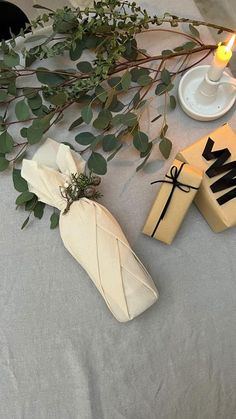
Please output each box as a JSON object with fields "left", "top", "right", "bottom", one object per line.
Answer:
{"left": 4, "top": 51, "right": 19, "bottom": 67}
{"left": 87, "top": 152, "right": 107, "bottom": 175}
{"left": 121, "top": 71, "right": 131, "bottom": 90}
{"left": 133, "top": 131, "right": 149, "bottom": 152}
{"left": 69, "top": 39, "right": 85, "bottom": 60}
{"left": 130, "top": 67, "right": 149, "bottom": 82}
{"left": 81, "top": 106, "right": 93, "bottom": 124}
{"left": 27, "top": 94, "right": 42, "bottom": 110}
{"left": 159, "top": 137, "right": 172, "bottom": 159}
{"left": 27, "top": 121, "right": 44, "bottom": 144}
{"left": 93, "top": 109, "right": 112, "bottom": 130}
{"left": 69, "top": 117, "right": 83, "bottom": 130}
{"left": 0, "top": 131, "right": 14, "bottom": 153}
{"left": 21, "top": 216, "right": 30, "bottom": 230}
{"left": 169, "top": 95, "right": 177, "bottom": 109}
{"left": 13, "top": 168, "right": 28, "bottom": 192}
{"left": 48, "top": 92, "right": 67, "bottom": 106}
{"left": 102, "top": 134, "right": 118, "bottom": 152}
{"left": 95, "top": 85, "right": 108, "bottom": 103}
{"left": 161, "top": 68, "right": 171, "bottom": 85}
{"left": 34, "top": 202, "right": 45, "bottom": 219}
{"left": 0, "top": 90, "right": 7, "bottom": 101}
{"left": 75, "top": 132, "right": 95, "bottom": 145}
{"left": 189, "top": 24, "right": 200, "bottom": 38}
{"left": 137, "top": 74, "right": 152, "bottom": 86}
{"left": 15, "top": 100, "right": 30, "bottom": 121}
{"left": 36, "top": 67, "right": 66, "bottom": 86}
{"left": 16, "top": 191, "right": 35, "bottom": 206}
{"left": 77, "top": 61, "right": 93, "bottom": 73}
{"left": 161, "top": 49, "right": 173, "bottom": 56}
{"left": 50, "top": 212, "right": 59, "bottom": 229}
{"left": 0, "top": 156, "right": 9, "bottom": 171}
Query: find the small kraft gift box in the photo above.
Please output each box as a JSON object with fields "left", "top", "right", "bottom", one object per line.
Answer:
{"left": 177, "top": 124, "right": 236, "bottom": 233}
{"left": 143, "top": 159, "right": 203, "bottom": 244}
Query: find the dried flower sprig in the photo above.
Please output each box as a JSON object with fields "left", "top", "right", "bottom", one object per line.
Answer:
{"left": 60, "top": 173, "right": 102, "bottom": 214}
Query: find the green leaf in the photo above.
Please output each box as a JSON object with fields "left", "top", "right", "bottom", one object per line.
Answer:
{"left": 12, "top": 168, "right": 28, "bottom": 192}
{"left": 122, "top": 112, "right": 137, "bottom": 127}
{"left": 75, "top": 132, "right": 95, "bottom": 145}
{"left": 123, "top": 39, "right": 138, "bottom": 60}
{"left": 27, "top": 121, "right": 44, "bottom": 145}
{"left": 93, "top": 109, "right": 112, "bottom": 130}
{"left": 159, "top": 137, "right": 172, "bottom": 159}
{"left": 87, "top": 152, "right": 107, "bottom": 175}
{"left": 81, "top": 106, "right": 93, "bottom": 124}
{"left": 36, "top": 68, "right": 66, "bottom": 86}
{"left": 0, "top": 131, "right": 14, "bottom": 153}
{"left": 76, "top": 61, "right": 93, "bottom": 73}
{"left": 95, "top": 85, "right": 108, "bottom": 103}
{"left": 130, "top": 67, "right": 149, "bottom": 82}
{"left": 161, "top": 68, "right": 171, "bottom": 85}
{"left": 133, "top": 92, "right": 140, "bottom": 107}
{"left": 20, "top": 127, "right": 28, "bottom": 138}
{"left": 16, "top": 191, "right": 35, "bottom": 206}
{"left": 48, "top": 92, "right": 67, "bottom": 106}
{"left": 27, "top": 94, "right": 42, "bottom": 110}
{"left": 34, "top": 201, "right": 45, "bottom": 219}
{"left": 140, "top": 142, "right": 153, "bottom": 157}
{"left": 189, "top": 24, "right": 200, "bottom": 38}
{"left": 133, "top": 131, "right": 149, "bottom": 152}
{"left": 102, "top": 134, "right": 118, "bottom": 152}
{"left": 169, "top": 95, "right": 177, "bottom": 109}
{"left": 155, "top": 83, "right": 174, "bottom": 95}
{"left": 69, "top": 117, "right": 83, "bottom": 130}
{"left": 121, "top": 71, "right": 131, "bottom": 90}
{"left": 0, "top": 156, "right": 9, "bottom": 171}
{"left": 107, "top": 77, "right": 122, "bottom": 91}
{"left": 137, "top": 74, "right": 152, "bottom": 86}
{"left": 21, "top": 215, "right": 30, "bottom": 230}
{"left": 161, "top": 49, "right": 173, "bottom": 57}
{"left": 15, "top": 100, "right": 30, "bottom": 121}
{"left": 69, "top": 39, "right": 85, "bottom": 60}
{"left": 107, "top": 144, "right": 123, "bottom": 161}
{"left": 24, "top": 34, "right": 47, "bottom": 44}
{"left": 50, "top": 212, "right": 59, "bottom": 229}
{"left": 25, "top": 195, "right": 37, "bottom": 211}
{"left": 0, "top": 90, "right": 7, "bottom": 101}
{"left": 108, "top": 98, "right": 125, "bottom": 113}
{"left": 4, "top": 51, "right": 19, "bottom": 67}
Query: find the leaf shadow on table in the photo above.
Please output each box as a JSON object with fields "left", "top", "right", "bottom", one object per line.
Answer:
{"left": 142, "top": 159, "right": 165, "bottom": 174}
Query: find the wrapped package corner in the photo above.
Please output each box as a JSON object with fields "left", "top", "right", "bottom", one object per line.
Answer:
{"left": 143, "top": 159, "right": 203, "bottom": 244}
{"left": 177, "top": 124, "right": 236, "bottom": 233}
{"left": 21, "top": 138, "right": 158, "bottom": 323}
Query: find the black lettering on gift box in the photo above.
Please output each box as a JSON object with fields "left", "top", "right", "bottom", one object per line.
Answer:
{"left": 202, "top": 137, "right": 236, "bottom": 205}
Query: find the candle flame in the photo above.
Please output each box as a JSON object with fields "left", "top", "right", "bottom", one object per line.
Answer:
{"left": 226, "top": 34, "right": 235, "bottom": 52}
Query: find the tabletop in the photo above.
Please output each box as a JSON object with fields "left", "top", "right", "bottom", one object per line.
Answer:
{"left": 0, "top": 1, "right": 236, "bottom": 419}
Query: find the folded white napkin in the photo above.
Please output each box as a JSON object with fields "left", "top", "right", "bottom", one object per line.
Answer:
{"left": 21, "top": 139, "right": 158, "bottom": 322}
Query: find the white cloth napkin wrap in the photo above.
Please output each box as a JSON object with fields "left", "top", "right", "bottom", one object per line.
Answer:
{"left": 21, "top": 139, "right": 158, "bottom": 322}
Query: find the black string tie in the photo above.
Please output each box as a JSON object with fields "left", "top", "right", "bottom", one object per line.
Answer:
{"left": 150, "top": 162, "right": 199, "bottom": 237}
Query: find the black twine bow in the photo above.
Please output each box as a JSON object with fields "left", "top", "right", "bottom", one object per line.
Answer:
{"left": 150, "top": 162, "right": 199, "bottom": 237}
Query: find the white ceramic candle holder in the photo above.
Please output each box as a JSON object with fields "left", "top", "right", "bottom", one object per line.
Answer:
{"left": 178, "top": 65, "right": 236, "bottom": 121}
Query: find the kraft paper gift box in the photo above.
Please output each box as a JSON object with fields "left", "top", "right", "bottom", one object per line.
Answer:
{"left": 177, "top": 124, "right": 236, "bottom": 233}
{"left": 143, "top": 159, "right": 203, "bottom": 244}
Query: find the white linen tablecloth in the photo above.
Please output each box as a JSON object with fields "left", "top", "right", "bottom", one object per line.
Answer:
{"left": 0, "top": 1, "right": 236, "bottom": 418}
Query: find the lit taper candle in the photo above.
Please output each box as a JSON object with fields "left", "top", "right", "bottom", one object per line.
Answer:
{"left": 208, "top": 34, "right": 235, "bottom": 82}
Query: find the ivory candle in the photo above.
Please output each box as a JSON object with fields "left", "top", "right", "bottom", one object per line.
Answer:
{"left": 208, "top": 34, "right": 235, "bottom": 82}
